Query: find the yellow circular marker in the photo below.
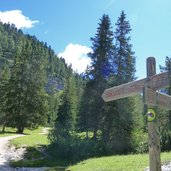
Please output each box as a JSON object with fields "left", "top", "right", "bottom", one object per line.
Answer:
{"left": 147, "top": 109, "right": 156, "bottom": 122}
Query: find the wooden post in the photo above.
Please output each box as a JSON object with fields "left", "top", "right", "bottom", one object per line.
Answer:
{"left": 102, "top": 56, "right": 171, "bottom": 170}
{"left": 146, "top": 57, "right": 161, "bottom": 171}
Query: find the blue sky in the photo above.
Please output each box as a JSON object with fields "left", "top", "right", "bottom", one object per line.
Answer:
{"left": 0, "top": 0, "right": 171, "bottom": 78}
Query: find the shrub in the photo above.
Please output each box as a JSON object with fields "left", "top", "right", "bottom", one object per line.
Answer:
{"left": 132, "top": 129, "right": 148, "bottom": 153}
{"left": 48, "top": 134, "right": 104, "bottom": 163}
{"left": 160, "top": 129, "right": 171, "bottom": 151}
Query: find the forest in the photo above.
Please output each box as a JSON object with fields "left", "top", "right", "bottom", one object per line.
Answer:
{"left": 0, "top": 11, "right": 171, "bottom": 163}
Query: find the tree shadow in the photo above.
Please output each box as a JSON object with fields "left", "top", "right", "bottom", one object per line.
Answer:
{"left": 0, "top": 130, "right": 16, "bottom": 134}
{"left": 10, "top": 145, "right": 68, "bottom": 170}
{"left": 0, "top": 130, "right": 31, "bottom": 136}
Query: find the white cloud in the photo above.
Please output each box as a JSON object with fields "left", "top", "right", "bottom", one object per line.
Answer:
{"left": 58, "top": 43, "right": 92, "bottom": 73}
{"left": 0, "top": 10, "right": 39, "bottom": 29}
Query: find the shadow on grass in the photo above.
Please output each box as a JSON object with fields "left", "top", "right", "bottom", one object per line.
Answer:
{"left": 46, "top": 167, "right": 67, "bottom": 171}
{"left": 0, "top": 131, "right": 31, "bottom": 136}
{"left": 10, "top": 145, "right": 68, "bottom": 170}
{"left": 0, "top": 131, "right": 16, "bottom": 134}
{"left": 0, "top": 126, "right": 43, "bottom": 136}
{"left": 0, "top": 130, "right": 20, "bottom": 137}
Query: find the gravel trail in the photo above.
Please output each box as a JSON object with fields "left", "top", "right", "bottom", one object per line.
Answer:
{"left": 0, "top": 135, "right": 48, "bottom": 171}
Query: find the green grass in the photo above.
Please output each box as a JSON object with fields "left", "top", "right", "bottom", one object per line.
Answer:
{"left": 0, "top": 127, "right": 67, "bottom": 168}
{"left": 0, "top": 126, "right": 46, "bottom": 137}
{"left": 11, "top": 131, "right": 49, "bottom": 147}
{"left": 0, "top": 127, "right": 18, "bottom": 137}
{"left": 66, "top": 152, "right": 171, "bottom": 171}
{"left": 2, "top": 128, "right": 171, "bottom": 170}
{"left": 9, "top": 127, "right": 53, "bottom": 168}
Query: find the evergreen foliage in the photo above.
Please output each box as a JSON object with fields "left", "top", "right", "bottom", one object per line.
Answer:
{"left": 0, "top": 22, "right": 72, "bottom": 133}
{"left": 78, "top": 11, "right": 138, "bottom": 156}
{"left": 107, "top": 11, "right": 136, "bottom": 153}
{"left": 0, "top": 10, "right": 169, "bottom": 163}
{"left": 114, "top": 11, "right": 136, "bottom": 84}
{"left": 0, "top": 63, "right": 10, "bottom": 132}
{"left": 78, "top": 14, "right": 114, "bottom": 140}
{"left": 159, "top": 56, "right": 171, "bottom": 151}
{"left": 1, "top": 40, "right": 48, "bottom": 133}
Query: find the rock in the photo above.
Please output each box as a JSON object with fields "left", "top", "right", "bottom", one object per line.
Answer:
{"left": 145, "top": 162, "right": 171, "bottom": 171}
{"left": 0, "top": 135, "right": 48, "bottom": 171}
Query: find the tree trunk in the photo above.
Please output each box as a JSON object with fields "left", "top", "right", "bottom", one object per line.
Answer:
{"left": 93, "top": 129, "right": 97, "bottom": 140}
{"left": 86, "top": 131, "right": 89, "bottom": 139}
{"left": 17, "top": 125, "right": 24, "bottom": 134}
{"left": 2, "top": 124, "right": 5, "bottom": 133}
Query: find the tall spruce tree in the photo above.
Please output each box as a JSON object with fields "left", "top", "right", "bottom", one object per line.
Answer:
{"left": 0, "top": 64, "right": 10, "bottom": 132}
{"left": 114, "top": 11, "right": 136, "bottom": 84}
{"left": 0, "top": 22, "right": 78, "bottom": 135}
{"left": 79, "top": 14, "right": 114, "bottom": 139}
{"left": 49, "top": 65, "right": 78, "bottom": 142}
{"left": 108, "top": 11, "right": 136, "bottom": 153}
{"left": 2, "top": 40, "right": 48, "bottom": 133}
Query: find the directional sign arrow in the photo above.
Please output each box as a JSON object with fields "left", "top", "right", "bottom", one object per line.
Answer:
{"left": 102, "top": 78, "right": 146, "bottom": 102}
{"left": 102, "top": 72, "right": 169, "bottom": 102}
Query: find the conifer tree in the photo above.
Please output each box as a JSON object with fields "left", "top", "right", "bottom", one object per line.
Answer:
{"left": 0, "top": 22, "right": 75, "bottom": 134}
{"left": 108, "top": 11, "right": 136, "bottom": 152}
{"left": 3, "top": 40, "right": 48, "bottom": 133}
{"left": 50, "top": 65, "right": 78, "bottom": 142}
{"left": 159, "top": 56, "right": 171, "bottom": 150}
{"left": 100, "top": 11, "right": 136, "bottom": 154}
{"left": 0, "top": 64, "right": 10, "bottom": 132}
{"left": 114, "top": 11, "right": 136, "bottom": 84}
{"left": 79, "top": 14, "right": 114, "bottom": 139}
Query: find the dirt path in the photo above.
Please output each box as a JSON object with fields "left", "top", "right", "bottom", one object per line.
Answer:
{"left": 0, "top": 134, "right": 48, "bottom": 171}
{"left": 0, "top": 134, "right": 25, "bottom": 170}
{"left": 39, "top": 128, "right": 50, "bottom": 135}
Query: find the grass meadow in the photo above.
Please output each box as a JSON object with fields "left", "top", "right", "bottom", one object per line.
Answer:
{"left": 66, "top": 152, "right": 171, "bottom": 171}
{"left": 1, "top": 127, "right": 171, "bottom": 171}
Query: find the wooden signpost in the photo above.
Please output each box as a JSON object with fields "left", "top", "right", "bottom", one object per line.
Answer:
{"left": 102, "top": 72, "right": 169, "bottom": 102}
{"left": 102, "top": 57, "right": 171, "bottom": 171}
{"left": 144, "top": 87, "right": 171, "bottom": 110}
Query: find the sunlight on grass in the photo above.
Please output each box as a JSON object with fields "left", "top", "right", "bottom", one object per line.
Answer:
{"left": 10, "top": 127, "right": 50, "bottom": 147}
{"left": 0, "top": 126, "right": 46, "bottom": 137}
{"left": 0, "top": 127, "right": 18, "bottom": 137}
{"left": 11, "top": 133, "right": 50, "bottom": 147}
{"left": 2, "top": 127, "right": 171, "bottom": 170}
{"left": 67, "top": 154, "right": 148, "bottom": 171}
{"left": 9, "top": 127, "right": 52, "bottom": 168}
{"left": 67, "top": 152, "right": 171, "bottom": 171}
